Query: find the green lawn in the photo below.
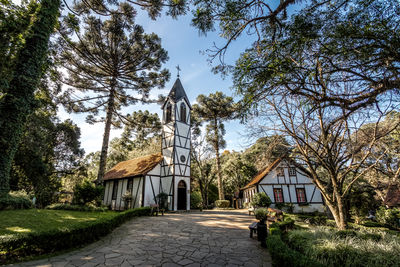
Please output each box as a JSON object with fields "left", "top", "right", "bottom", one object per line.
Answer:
{"left": 0, "top": 209, "right": 120, "bottom": 240}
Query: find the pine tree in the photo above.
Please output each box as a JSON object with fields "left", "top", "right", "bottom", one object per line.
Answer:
{"left": 58, "top": 8, "right": 169, "bottom": 183}
{"left": 192, "top": 92, "right": 236, "bottom": 200}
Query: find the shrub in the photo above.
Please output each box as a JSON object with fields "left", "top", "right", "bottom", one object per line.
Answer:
{"left": 362, "top": 221, "right": 384, "bottom": 228}
{"left": 287, "top": 227, "right": 400, "bottom": 267}
{"left": 271, "top": 218, "right": 295, "bottom": 233}
{"left": 45, "top": 203, "right": 108, "bottom": 212}
{"left": 251, "top": 192, "right": 271, "bottom": 208}
{"left": 215, "top": 200, "right": 230, "bottom": 208}
{"left": 376, "top": 207, "right": 400, "bottom": 229}
{"left": 266, "top": 234, "right": 323, "bottom": 267}
{"left": 0, "top": 207, "right": 151, "bottom": 264}
{"left": 73, "top": 180, "right": 104, "bottom": 206}
{"left": 156, "top": 192, "right": 169, "bottom": 210}
{"left": 190, "top": 192, "right": 203, "bottom": 209}
{"left": 0, "top": 191, "right": 32, "bottom": 210}
{"left": 255, "top": 208, "right": 268, "bottom": 221}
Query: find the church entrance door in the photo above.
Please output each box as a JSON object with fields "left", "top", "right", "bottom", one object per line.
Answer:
{"left": 177, "top": 180, "right": 187, "bottom": 210}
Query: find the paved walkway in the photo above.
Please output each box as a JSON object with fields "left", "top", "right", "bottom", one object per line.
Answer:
{"left": 12, "top": 210, "right": 272, "bottom": 267}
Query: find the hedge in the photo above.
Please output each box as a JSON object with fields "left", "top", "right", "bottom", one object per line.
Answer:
{"left": 0, "top": 207, "right": 151, "bottom": 264}
{"left": 215, "top": 200, "right": 230, "bottom": 208}
{"left": 266, "top": 219, "right": 323, "bottom": 267}
{"left": 0, "top": 192, "right": 32, "bottom": 210}
{"left": 266, "top": 234, "right": 324, "bottom": 267}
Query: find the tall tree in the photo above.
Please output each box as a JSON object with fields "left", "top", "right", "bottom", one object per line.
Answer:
{"left": 58, "top": 7, "right": 169, "bottom": 183}
{"left": 221, "top": 151, "right": 257, "bottom": 197}
{"left": 192, "top": 92, "right": 236, "bottom": 200}
{"left": 0, "top": 0, "right": 60, "bottom": 195}
{"left": 242, "top": 135, "right": 291, "bottom": 171}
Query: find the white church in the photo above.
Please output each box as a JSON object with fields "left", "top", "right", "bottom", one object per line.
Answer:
{"left": 102, "top": 78, "right": 191, "bottom": 211}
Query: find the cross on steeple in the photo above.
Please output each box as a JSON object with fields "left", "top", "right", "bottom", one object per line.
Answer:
{"left": 176, "top": 65, "right": 181, "bottom": 78}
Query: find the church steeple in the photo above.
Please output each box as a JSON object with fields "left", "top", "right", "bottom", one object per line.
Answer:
{"left": 160, "top": 78, "right": 191, "bottom": 211}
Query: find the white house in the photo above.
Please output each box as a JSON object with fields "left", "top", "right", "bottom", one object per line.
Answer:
{"left": 242, "top": 158, "right": 325, "bottom": 213}
{"left": 102, "top": 78, "right": 191, "bottom": 211}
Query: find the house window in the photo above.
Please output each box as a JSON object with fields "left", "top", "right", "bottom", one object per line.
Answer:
{"left": 180, "top": 103, "right": 187, "bottom": 123}
{"left": 276, "top": 167, "right": 284, "bottom": 177}
{"left": 166, "top": 104, "right": 172, "bottom": 123}
{"left": 289, "top": 167, "right": 296, "bottom": 176}
{"left": 273, "top": 188, "right": 284, "bottom": 203}
{"left": 296, "top": 188, "right": 307, "bottom": 203}
{"left": 112, "top": 180, "right": 119, "bottom": 200}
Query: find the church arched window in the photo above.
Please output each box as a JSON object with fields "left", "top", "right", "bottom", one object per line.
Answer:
{"left": 180, "top": 103, "right": 187, "bottom": 123}
{"left": 166, "top": 104, "right": 172, "bottom": 123}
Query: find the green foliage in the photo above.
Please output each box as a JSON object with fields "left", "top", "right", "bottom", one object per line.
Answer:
{"left": 376, "top": 207, "right": 400, "bottom": 229}
{"left": 286, "top": 227, "right": 400, "bottom": 267}
{"left": 0, "top": 0, "right": 60, "bottom": 195}
{"left": 242, "top": 136, "right": 291, "bottom": 171}
{"left": 45, "top": 203, "right": 107, "bottom": 212}
{"left": 221, "top": 151, "right": 257, "bottom": 197}
{"left": 58, "top": 5, "right": 170, "bottom": 182}
{"left": 255, "top": 208, "right": 268, "bottom": 221}
{"left": 190, "top": 191, "right": 203, "bottom": 209}
{"left": 270, "top": 218, "right": 295, "bottom": 233}
{"left": 156, "top": 192, "right": 169, "bottom": 210}
{"left": 72, "top": 181, "right": 104, "bottom": 206}
{"left": 250, "top": 192, "right": 271, "bottom": 208}
{"left": 192, "top": 92, "right": 237, "bottom": 200}
{"left": 266, "top": 234, "right": 323, "bottom": 267}
{"left": 215, "top": 200, "right": 230, "bottom": 208}
{"left": 362, "top": 221, "right": 384, "bottom": 228}
{"left": 0, "top": 207, "right": 151, "bottom": 264}
{"left": 0, "top": 191, "right": 32, "bottom": 210}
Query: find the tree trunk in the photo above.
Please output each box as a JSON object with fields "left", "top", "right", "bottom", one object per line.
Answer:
{"left": 214, "top": 120, "right": 224, "bottom": 200}
{"left": 0, "top": 0, "right": 60, "bottom": 196}
{"left": 96, "top": 89, "right": 115, "bottom": 184}
{"left": 326, "top": 197, "right": 348, "bottom": 230}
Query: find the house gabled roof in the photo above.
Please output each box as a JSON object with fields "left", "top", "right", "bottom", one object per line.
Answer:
{"left": 242, "top": 158, "right": 282, "bottom": 189}
{"left": 162, "top": 78, "right": 192, "bottom": 109}
{"left": 384, "top": 183, "right": 400, "bottom": 208}
{"left": 103, "top": 153, "right": 163, "bottom": 181}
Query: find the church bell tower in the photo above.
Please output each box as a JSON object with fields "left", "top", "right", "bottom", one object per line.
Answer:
{"left": 160, "top": 78, "right": 191, "bottom": 211}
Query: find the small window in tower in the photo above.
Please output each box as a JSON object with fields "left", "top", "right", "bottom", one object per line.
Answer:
{"left": 180, "top": 103, "right": 187, "bottom": 123}
{"left": 166, "top": 104, "right": 172, "bottom": 123}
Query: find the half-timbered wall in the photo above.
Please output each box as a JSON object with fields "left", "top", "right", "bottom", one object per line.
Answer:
{"left": 244, "top": 160, "right": 324, "bottom": 213}
{"left": 161, "top": 97, "right": 191, "bottom": 210}
{"left": 103, "top": 176, "right": 144, "bottom": 210}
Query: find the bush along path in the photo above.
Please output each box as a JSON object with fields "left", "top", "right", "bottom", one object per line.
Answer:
{"left": 266, "top": 215, "right": 400, "bottom": 267}
{"left": 0, "top": 207, "right": 151, "bottom": 264}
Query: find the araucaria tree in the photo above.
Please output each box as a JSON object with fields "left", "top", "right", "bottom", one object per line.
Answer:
{"left": 58, "top": 8, "right": 169, "bottom": 183}
{"left": 192, "top": 92, "right": 236, "bottom": 200}
{"left": 0, "top": 0, "right": 60, "bottom": 195}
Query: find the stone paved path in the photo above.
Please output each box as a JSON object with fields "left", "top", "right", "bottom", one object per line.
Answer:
{"left": 10, "top": 210, "right": 272, "bottom": 267}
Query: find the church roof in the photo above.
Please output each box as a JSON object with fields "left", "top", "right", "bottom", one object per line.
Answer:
{"left": 103, "top": 153, "right": 163, "bottom": 180}
{"left": 162, "top": 78, "right": 192, "bottom": 109}
{"left": 242, "top": 158, "right": 282, "bottom": 189}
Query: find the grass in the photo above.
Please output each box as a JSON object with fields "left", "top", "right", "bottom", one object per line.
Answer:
{"left": 0, "top": 209, "right": 120, "bottom": 240}
{"left": 286, "top": 226, "right": 400, "bottom": 267}
{"left": 0, "top": 207, "right": 151, "bottom": 264}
